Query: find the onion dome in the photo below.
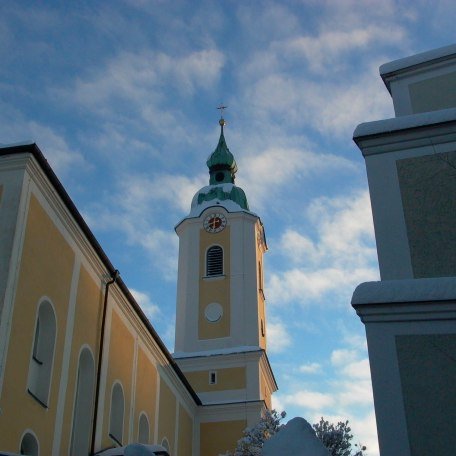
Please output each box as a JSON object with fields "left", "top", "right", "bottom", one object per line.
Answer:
{"left": 189, "top": 115, "right": 250, "bottom": 215}
{"left": 206, "top": 118, "right": 238, "bottom": 185}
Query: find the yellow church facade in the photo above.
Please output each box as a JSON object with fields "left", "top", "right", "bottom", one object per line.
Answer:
{"left": 0, "top": 120, "right": 276, "bottom": 456}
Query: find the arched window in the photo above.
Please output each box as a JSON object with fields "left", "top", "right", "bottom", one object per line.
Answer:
{"left": 109, "top": 382, "right": 124, "bottom": 446}
{"left": 161, "top": 437, "right": 170, "bottom": 452}
{"left": 258, "top": 261, "right": 263, "bottom": 291}
{"left": 206, "top": 246, "right": 223, "bottom": 276}
{"left": 20, "top": 431, "right": 39, "bottom": 455}
{"left": 138, "top": 412, "right": 150, "bottom": 444}
{"left": 70, "top": 347, "right": 95, "bottom": 456}
{"left": 28, "top": 299, "right": 56, "bottom": 407}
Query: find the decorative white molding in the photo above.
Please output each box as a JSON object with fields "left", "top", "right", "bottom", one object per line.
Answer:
{"left": 52, "top": 255, "right": 81, "bottom": 454}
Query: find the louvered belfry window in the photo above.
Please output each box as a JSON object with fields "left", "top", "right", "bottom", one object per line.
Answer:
{"left": 207, "top": 246, "right": 223, "bottom": 276}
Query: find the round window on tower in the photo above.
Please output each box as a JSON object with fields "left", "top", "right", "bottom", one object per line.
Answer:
{"left": 204, "top": 302, "right": 223, "bottom": 322}
{"left": 215, "top": 171, "right": 224, "bottom": 182}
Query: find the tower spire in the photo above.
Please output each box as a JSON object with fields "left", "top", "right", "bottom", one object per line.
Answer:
{"left": 206, "top": 106, "right": 237, "bottom": 184}
{"left": 189, "top": 109, "right": 250, "bottom": 212}
{"left": 217, "top": 104, "right": 227, "bottom": 134}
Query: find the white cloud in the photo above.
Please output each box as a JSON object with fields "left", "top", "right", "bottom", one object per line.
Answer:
{"left": 267, "top": 320, "right": 293, "bottom": 354}
{"left": 340, "top": 358, "right": 371, "bottom": 380}
{"left": 27, "top": 122, "right": 87, "bottom": 174}
{"left": 337, "top": 379, "right": 373, "bottom": 407}
{"left": 237, "top": 146, "right": 357, "bottom": 211}
{"left": 281, "top": 25, "right": 406, "bottom": 74}
{"left": 271, "top": 394, "right": 286, "bottom": 414}
{"left": 242, "top": 65, "right": 392, "bottom": 139}
{"left": 71, "top": 48, "right": 225, "bottom": 110}
{"left": 329, "top": 350, "right": 373, "bottom": 408}
{"left": 237, "top": 7, "right": 401, "bottom": 139}
{"left": 306, "top": 69, "right": 393, "bottom": 135}
{"left": 277, "top": 337, "right": 378, "bottom": 453}
{"left": 162, "top": 321, "right": 177, "bottom": 353}
{"left": 331, "top": 349, "right": 358, "bottom": 367}
{"left": 309, "top": 410, "right": 378, "bottom": 455}
{"left": 0, "top": 107, "right": 87, "bottom": 175}
{"left": 298, "top": 362, "right": 322, "bottom": 374}
{"left": 139, "top": 229, "right": 179, "bottom": 277}
{"left": 269, "top": 266, "right": 376, "bottom": 305}
{"left": 279, "top": 230, "right": 320, "bottom": 264}
{"left": 307, "top": 191, "right": 375, "bottom": 257}
{"left": 117, "top": 172, "right": 206, "bottom": 216}
{"left": 237, "top": 2, "right": 300, "bottom": 41}
{"left": 347, "top": 410, "right": 379, "bottom": 454}
{"left": 130, "top": 288, "right": 160, "bottom": 321}
{"left": 283, "top": 390, "right": 335, "bottom": 410}
{"left": 83, "top": 167, "right": 209, "bottom": 280}
{"left": 267, "top": 190, "right": 379, "bottom": 306}
{"left": 84, "top": 201, "right": 179, "bottom": 280}
{"left": 340, "top": 330, "right": 368, "bottom": 352}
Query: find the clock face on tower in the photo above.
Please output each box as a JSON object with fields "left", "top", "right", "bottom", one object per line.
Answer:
{"left": 203, "top": 213, "right": 227, "bottom": 233}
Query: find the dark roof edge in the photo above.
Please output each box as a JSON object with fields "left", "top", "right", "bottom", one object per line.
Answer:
{"left": 201, "top": 399, "right": 267, "bottom": 408}
{"left": 262, "top": 349, "right": 279, "bottom": 391}
{"left": 0, "top": 143, "right": 202, "bottom": 406}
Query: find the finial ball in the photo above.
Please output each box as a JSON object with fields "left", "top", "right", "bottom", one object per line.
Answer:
{"left": 219, "top": 118, "right": 226, "bottom": 127}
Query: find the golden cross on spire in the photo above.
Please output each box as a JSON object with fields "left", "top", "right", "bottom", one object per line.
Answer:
{"left": 217, "top": 104, "right": 227, "bottom": 127}
{"left": 217, "top": 104, "right": 227, "bottom": 117}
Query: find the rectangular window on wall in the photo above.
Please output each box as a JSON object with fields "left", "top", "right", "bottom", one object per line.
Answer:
{"left": 209, "top": 371, "right": 217, "bottom": 385}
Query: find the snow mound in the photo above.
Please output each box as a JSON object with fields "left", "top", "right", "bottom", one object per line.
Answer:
{"left": 261, "top": 417, "right": 329, "bottom": 456}
{"left": 124, "top": 444, "right": 157, "bottom": 456}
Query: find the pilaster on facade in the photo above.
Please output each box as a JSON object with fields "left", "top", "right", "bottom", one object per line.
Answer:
{"left": 353, "top": 44, "right": 456, "bottom": 456}
{"left": 352, "top": 278, "right": 456, "bottom": 455}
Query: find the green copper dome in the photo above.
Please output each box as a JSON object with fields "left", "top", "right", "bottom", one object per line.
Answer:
{"left": 190, "top": 117, "right": 250, "bottom": 213}
{"left": 206, "top": 120, "right": 238, "bottom": 185}
{"left": 193, "top": 183, "right": 249, "bottom": 211}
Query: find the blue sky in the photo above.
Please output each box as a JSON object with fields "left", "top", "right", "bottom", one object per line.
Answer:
{"left": 1, "top": 1, "right": 455, "bottom": 453}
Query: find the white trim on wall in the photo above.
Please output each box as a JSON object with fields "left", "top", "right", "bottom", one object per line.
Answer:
{"left": 69, "top": 345, "right": 96, "bottom": 456}
{"left": 128, "top": 335, "right": 139, "bottom": 443}
{"left": 154, "top": 375, "right": 160, "bottom": 445}
{"left": 0, "top": 167, "right": 31, "bottom": 398}
{"left": 174, "top": 399, "right": 180, "bottom": 456}
{"left": 52, "top": 256, "right": 81, "bottom": 454}
{"left": 94, "top": 298, "right": 113, "bottom": 450}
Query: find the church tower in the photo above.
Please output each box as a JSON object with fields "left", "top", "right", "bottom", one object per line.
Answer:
{"left": 173, "top": 116, "right": 277, "bottom": 454}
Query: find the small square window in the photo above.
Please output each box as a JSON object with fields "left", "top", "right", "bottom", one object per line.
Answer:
{"left": 209, "top": 371, "right": 217, "bottom": 385}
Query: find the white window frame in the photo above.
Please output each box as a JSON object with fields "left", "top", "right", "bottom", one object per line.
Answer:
{"left": 161, "top": 437, "right": 170, "bottom": 452}
{"left": 27, "top": 298, "right": 57, "bottom": 408}
{"left": 70, "top": 346, "right": 95, "bottom": 456}
{"left": 138, "top": 411, "right": 150, "bottom": 444}
{"left": 109, "top": 381, "right": 125, "bottom": 446}
{"left": 19, "top": 429, "right": 39, "bottom": 456}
